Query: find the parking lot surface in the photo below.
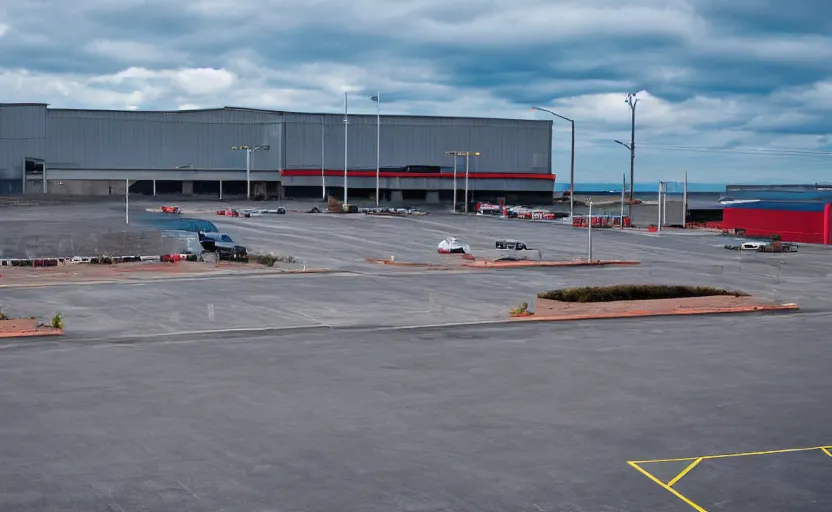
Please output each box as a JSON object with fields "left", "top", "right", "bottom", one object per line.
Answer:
{"left": 1, "top": 198, "right": 831, "bottom": 511}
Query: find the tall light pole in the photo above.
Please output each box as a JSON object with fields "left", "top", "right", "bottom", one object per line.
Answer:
{"left": 625, "top": 92, "right": 639, "bottom": 203}
{"left": 531, "top": 107, "right": 575, "bottom": 219}
{"left": 463, "top": 151, "right": 480, "bottom": 213}
{"left": 614, "top": 139, "right": 633, "bottom": 218}
{"left": 370, "top": 93, "right": 380, "bottom": 206}
{"left": 445, "top": 151, "right": 459, "bottom": 212}
{"left": 231, "top": 144, "right": 270, "bottom": 200}
{"left": 321, "top": 115, "right": 326, "bottom": 200}
{"left": 343, "top": 92, "right": 349, "bottom": 204}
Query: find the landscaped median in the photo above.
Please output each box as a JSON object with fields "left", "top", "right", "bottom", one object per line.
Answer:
{"left": 510, "top": 284, "right": 799, "bottom": 322}
{"left": 0, "top": 312, "right": 63, "bottom": 338}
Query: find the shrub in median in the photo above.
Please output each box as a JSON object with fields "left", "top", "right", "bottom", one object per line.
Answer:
{"left": 252, "top": 254, "right": 297, "bottom": 266}
{"left": 537, "top": 284, "right": 748, "bottom": 303}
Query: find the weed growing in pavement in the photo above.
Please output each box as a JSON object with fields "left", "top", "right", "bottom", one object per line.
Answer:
{"left": 51, "top": 313, "right": 64, "bottom": 330}
{"left": 510, "top": 302, "right": 530, "bottom": 315}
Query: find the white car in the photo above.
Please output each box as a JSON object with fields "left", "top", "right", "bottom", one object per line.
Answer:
{"left": 437, "top": 237, "right": 471, "bottom": 254}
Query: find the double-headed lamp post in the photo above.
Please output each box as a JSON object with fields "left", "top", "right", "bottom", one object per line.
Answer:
{"left": 531, "top": 107, "right": 575, "bottom": 219}
{"left": 231, "top": 144, "right": 270, "bottom": 200}
{"left": 444, "top": 151, "right": 481, "bottom": 213}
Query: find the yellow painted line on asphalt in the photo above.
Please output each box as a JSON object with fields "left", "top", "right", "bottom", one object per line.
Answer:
{"left": 667, "top": 457, "right": 703, "bottom": 488}
{"left": 628, "top": 462, "right": 706, "bottom": 512}
{"left": 629, "top": 444, "right": 832, "bottom": 511}
{"left": 630, "top": 444, "right": 832, "bottom": 464}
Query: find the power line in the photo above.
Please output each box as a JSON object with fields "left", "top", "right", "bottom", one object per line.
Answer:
{"left": 638, "top": 143, "right": 832, "bottom": 158}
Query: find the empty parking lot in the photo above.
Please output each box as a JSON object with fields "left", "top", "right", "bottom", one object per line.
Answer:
{"left": 1, "top": 199, "right": 831, "bottom": 511}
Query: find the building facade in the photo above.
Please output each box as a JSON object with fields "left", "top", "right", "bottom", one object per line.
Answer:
{"left": 0, "top": 103, "right": 554, "bottom": 202}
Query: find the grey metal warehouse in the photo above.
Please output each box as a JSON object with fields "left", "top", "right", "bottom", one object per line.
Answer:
{"left": 0, "top": 103, "right": 555, "bottom": 203}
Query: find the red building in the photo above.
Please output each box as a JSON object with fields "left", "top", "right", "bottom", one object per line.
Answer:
{"left": 722, "top": 201, "right": 832, "bottom": 244}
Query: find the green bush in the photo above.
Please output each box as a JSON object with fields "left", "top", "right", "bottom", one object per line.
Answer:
{"left": 537, "top": 284, "right": 748, "bottom": 303}
{"left": 510, "top": 302, "right": 529, "bottom": 315}
{"left": 51, "top": 312, "right": 64, "bottom": 329}
{"left": 0, "top": 310, "right": 6, "bottom": 320}
{"left": 252, "top": 254, "right": 297, "bottom": 266}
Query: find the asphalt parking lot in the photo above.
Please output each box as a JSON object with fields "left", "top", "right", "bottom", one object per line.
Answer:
{"left": 1, "top": 198, "right": 831, "bottom": 511}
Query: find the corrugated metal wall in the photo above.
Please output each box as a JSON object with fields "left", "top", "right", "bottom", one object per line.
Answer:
{"left": 0, "top": 105, "right": 47, "bottom": 189}
{"left": 27, "top": 108, "right": 551, "bottom": 177}
{"left": 46, "top": 108, "right": 281, "bottom": 170}
{"left": 284, "top": 113, "right": 551, "bottom": 173}
{"left": 723, "top": 204, "right": 831, "bottom": 244}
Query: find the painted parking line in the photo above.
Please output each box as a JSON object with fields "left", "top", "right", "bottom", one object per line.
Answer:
{"left": 628, "top": 444, "right": 832, "bottom": 511}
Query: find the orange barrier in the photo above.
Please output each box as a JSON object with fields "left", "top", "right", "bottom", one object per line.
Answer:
{"left": 572, "top": 215, "right": 631, "bottom": 228}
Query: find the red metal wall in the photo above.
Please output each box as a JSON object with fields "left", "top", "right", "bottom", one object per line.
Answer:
{"left": 722, "top": 207, "right": 832, "bottom": 244}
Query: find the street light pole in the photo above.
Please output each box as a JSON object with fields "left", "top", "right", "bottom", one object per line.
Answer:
{"left": 587, "top": 200, "right": 593, "bottom": 261}
{"left": 371, "top": 93, "right": 380, "bottom": 206}
{"left": 465, "top": 154, "right": 470, "bottom": 214}
{"left": 343, "top": 91, "right": 349, "bottom": 205}
{"left": 625, "top": 92, "right": 639, "bottom": 204}
{"left": 246, "top": 148, "right": 251, "bottom": 199}
{"left": 531, "top": 107, "right": 575, "bottom": 219}
{"left": 321, "top": 115, "right": 326, "bottom": 200}
{"left": 232, "top": 145, "right": 270, "bottom": 200}
{"left": 445, "top": 151, "right": 458, "bottom": 212}
{"left": 125, "top": 178, "right": 129, "bottom": 224}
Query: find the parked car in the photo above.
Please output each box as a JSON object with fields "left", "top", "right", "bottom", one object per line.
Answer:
{"left": 198, "top": 232, "right": 248, "bottom": 260}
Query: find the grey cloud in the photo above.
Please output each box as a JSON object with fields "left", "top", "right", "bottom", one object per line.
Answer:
{"left": 0, "top": 0, "right": 829, "bottom": 181}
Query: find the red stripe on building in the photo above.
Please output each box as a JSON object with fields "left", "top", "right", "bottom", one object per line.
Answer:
{"left": 281, "top": 169, "right": 556, "bottom": 180}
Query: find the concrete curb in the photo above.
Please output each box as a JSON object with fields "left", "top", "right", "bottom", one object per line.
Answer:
{"left": 0, "top": 254, "right": 195, "bottom": 267}
{"left": 0, "top": 328, "right": 63, "bottom": 339}
{"left": 511, "top": 303, "right": 800, "bottom": 323}
{"left": 365, "top": 258, "right": 641, "bottom": 270}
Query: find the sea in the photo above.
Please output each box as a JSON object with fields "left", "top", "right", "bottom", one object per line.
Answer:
{"left": 555, "top": 182, "right": 725, "bottom": 194}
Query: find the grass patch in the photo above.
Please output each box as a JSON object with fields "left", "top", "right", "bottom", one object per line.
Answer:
{"left": 537, "top": 284, "right": 748, "bottom": 303}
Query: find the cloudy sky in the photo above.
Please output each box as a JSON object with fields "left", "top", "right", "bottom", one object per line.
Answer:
{"left": 1, "top": 0, "right": 830, "bottom": 184}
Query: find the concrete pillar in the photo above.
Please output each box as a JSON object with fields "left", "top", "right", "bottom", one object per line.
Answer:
{"left": 152, "top": 179, "right": 156, "bottom": 197}
{"left": 391, "top": 190, "right": 403, "bottom": 203}
{"left": 182, "top": 180, "right": 194, "bottom": 195}
{"left": 219, "top": 180, "right": 223, "bottom": 200}
{"left": 426, "top": 191, "right": 440, "bottom": 204}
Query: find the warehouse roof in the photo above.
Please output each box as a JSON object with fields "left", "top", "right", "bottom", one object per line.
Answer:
{"left": 42, "top": 105, "right": 550, "bottom": 123}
